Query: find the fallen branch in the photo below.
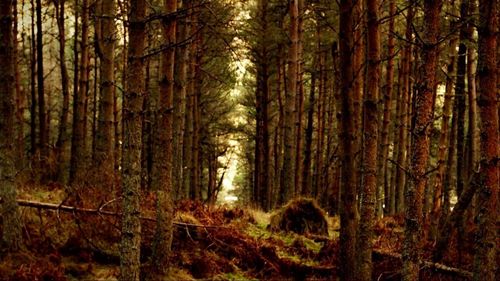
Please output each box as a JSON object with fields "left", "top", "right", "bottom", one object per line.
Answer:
{"left": 16, "top": 199, "right": 232, "bottom": 229}
{"left": 373, "top": 249, "right": 472, "bottom": 279}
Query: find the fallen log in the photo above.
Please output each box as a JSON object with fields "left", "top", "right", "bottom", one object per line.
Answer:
{"left": 15, "top": 199, "right": 232, "bottom": 229}
{"left": 373, "top": 249, "right": 472, "bottom": 279}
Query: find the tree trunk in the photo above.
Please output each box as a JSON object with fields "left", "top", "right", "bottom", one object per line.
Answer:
{"left": 356, "top": 0, "right": 380, "bottom": 278}
{"left": 94, "top": 0, "right": 116, "bottom": 184}
{"left": 396, "top": 7, "right": 414, "bottom": 213}
{"left": 70, "top": 0, "right": 89, "bottom": 184}
{"left": 403, "top": 1, "right": 442, "bottom": 280}
{"left": 13, "top": 0, "right": 25, "bottom": 170}
{"left": 151, "top": 0, "right": 176, "bottom": 273}
{"left": 36, "top": 0, "right": 47, "bottom": 165}
{"left": 430, "top": 2, "right": 458, "bottom": 240}
{"left": 301, "top": 53, "right": 317, "bottom": 197}
{"left": 120, "top": 0, "right": 146, "bottom": 278}
{"left": 279, "top": 0, "right": 299, "bottom": 204}
{"left": 294, "top": 0, "right": 304, "bottom": 198}
{"left": 378, "top": 0, "right": 395, "bottom": 216}
{"left": 54, "top": 0, "right": 71, "bottom": 182}
{"left": 338, "top": 1, "right": 358, "bottom": 280}
{"left": 0, "top": 0, "right": 22, "bottom": 252}
{"left": 473, "top": 1, "right": 498, "bottom": 279}
{"left": 29, "top": 0, "right": 37, "bottom": 159}
{"left": 173, "top": 0, "right": 189, "bottom": 199}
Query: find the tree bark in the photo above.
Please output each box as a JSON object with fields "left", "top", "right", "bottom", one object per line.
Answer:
{"left": 36, "top": 0, "right": 47, "bottom": 164}
{"left": 430, "top": 2, "right": 458, "bottom": 240}
{"left": 279, "top": 0, "right": 299, "bottom": 204}
{"left": 54, "top": 0, "right": 71, "bottom": 182}
{"left": 378, "top": 0, "right": 395, "bottom": 216}
{"left": 356, "top": 0, "right": 380, "bottom": 279}
{"left": 120, "top": 0, "right": 146, "bottom": 279}
{"left": 95, "top": 0, "right": 116, "bottom": 184}
{"left": 151, "top": 0, "right": 176, "bottom": 273}
{"left": 0, "top": 0, "right": 22, "bottom": 252}
{"left": 403, "top": 1, "right": 442, "bottom": 280}
{"left": 473, "top": 1, "right": 498, "bottom": 279}
{"left": 70, "top": 0, "right": 90, "bottom": 184}
{"left": 338, "top": 1, "right": 358, "bottom": 280}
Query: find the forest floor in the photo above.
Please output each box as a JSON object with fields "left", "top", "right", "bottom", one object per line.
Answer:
{"left": 0, "top": 184, "right": 474, "bottom": 281}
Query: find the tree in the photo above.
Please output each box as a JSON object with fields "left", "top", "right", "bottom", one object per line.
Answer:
{"left": 338, "top": 1, "right": 358, "bottom": 280}
{"left": 70, "top": 0, "right": 90, "bottom": 184}
{"left": 0, "top": 0, "right": 22, "bottom": 252}
{"left": 356, "top": 0, "right": 380, "bottom": 278}
{"left": 151, "top": 0, "right": 176, "bottom": 273}
{"left": 54, "top": 0, "right": 71, "bottom": 182}
{"left": 279, "top": 0, "right": 298, "bottom": 204}
{"left": 94, "top": 0, "right": 116, "bottom": 183}
{"left": 36, "top": 0, "right": 47, "bottom": 164}
{"left": 120, "top": 0, "right": 146, "bottom": 278}
{"left": 474, "top": 0, "right": 498, "bottom": 279}
{"left": 403, "top": 0, "right": 442, "bottom": 280}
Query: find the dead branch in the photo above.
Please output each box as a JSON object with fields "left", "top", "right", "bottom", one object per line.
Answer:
{"left": 373, "top": 249, "right": 473, "bottom": 279}
{"left": 16, "top": 199, "right": 232, "bottom": 229}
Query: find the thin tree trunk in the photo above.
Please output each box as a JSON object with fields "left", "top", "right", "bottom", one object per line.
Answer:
{"left": 378, "top": 0, "right": 395, "bottom": 216}
{"left": 173, "top": 0, "right": 189, "bottom": 199}
{"left": 338, "top": 1, "right": 358, "bottom": 280}
{"left": 403, "top": 1, "right": 442, "bottom": 280}
{"left": 70, "top": 0, "right": 89, "bottom": 184}
{"left": 473, "top": 0, "right": 498, "bottom": 279}
{"left": 151, "top": 0, "right": 176, "bottom": 272}
{"left": 29, "top": 0, "right": 37, "bottom": 159}
{"left": 302, "top": 54, "right": 317, "bottom": 197}
{"left": 120, "top": 0, "right": 146, "bottom": 278}
{"left": 95, "top": 0, "right": 116, "bottom": 183}
{"left": 280, "top": 0, "right": 299, "bottom": 204}
{"left": 36, "top": 0, "right": 47, "bottom": 165}
{"left": 294, "top": 0, "right": 304, "bottom": 198}
{"left": 54, "top": 0, "right": 71, "bottom": 182}
{"left": 13, "top": 0, "right": 25, "bottom": 170}
{"left": 396, "top": 7, "right": 414, "bottom": 213}
{"left": 0, "top": 0, "right": 22, "bottom": 252}
{"left": 357, "top": 0, "right": 380, "bottom": 278}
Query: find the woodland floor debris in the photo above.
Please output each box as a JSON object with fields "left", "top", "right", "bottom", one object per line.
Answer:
{"left": 1, "top": 190, "right": 476, "bottom": 281}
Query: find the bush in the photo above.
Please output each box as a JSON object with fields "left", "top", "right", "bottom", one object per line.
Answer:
{"left": 269, "top": 198, "right": 328, "bottom": 236}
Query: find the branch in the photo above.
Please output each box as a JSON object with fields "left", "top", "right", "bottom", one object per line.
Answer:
{"left": 373, "top": 250, "right": 473, "bottom": 279}
{"left": 15, "top": 199, "right": 232, "bottom": 229}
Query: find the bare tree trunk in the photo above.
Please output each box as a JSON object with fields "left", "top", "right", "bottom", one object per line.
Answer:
{"left": 54, "top": 0, "right": 71, "bottom": 182}
{"left": 396, "top": 7, "right": 414, "bottom": 213}
{"left": 173, "top": 0, "right": 189, "bottom": 199}
{"left": 403, "top": 1, "right": 442, "bottom": 280}
{"left": 294, "top": 0, "right": 304, "bottom": 198}
{"left": 338, "top": 1, "right": 358, "bottom": 280}
{"left": 378, "top": 0, "right": 395, "bottom": 216}
{"left": 473, "top": 1, "right": 498, "bottom": 279}
{"left": 356, "top": 0, "right": 380, "bottom": 278}
{"left": 430, "top": 1, "right": 458, "bottom": 240}
{"left": 120, "top": 0, "right": 146, "bottom": 278}
{"left": 280, "top": 0, "right": 299, "bottom": 204}
{"left": 0, "top": 0, "right": 22, "bottom": 252}
{"left": 70, "top": 0, "right": 89, "bottom": 184}
{"left": 301, "top": 52, "right": 317, "bottom": 197}
{"left": 29, "top": 0, "right": 37, "bottom": 159}
{"left": 151, "top": 0, "right": 176, "bottom": 273}
{"left": 13, "top": 0, "right": 26, "bottom": 170}
{"left": 36, "top": 0, "right": 47, "bottom": 166}
{"left": 94, "top": 0, "right": 116, "bottom": 184}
